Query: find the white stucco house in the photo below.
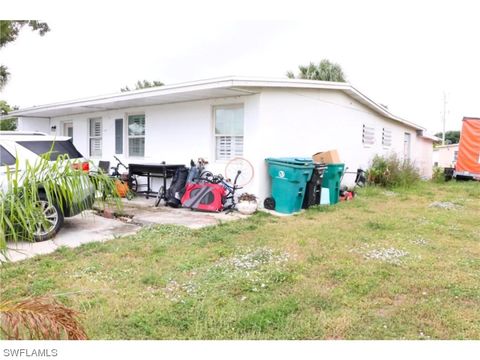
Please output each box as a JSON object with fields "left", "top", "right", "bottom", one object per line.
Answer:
{"left": 11, "top": 76, "right": 435, "bottom": 201}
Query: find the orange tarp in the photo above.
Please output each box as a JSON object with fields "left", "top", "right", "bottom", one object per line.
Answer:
{"left": 456, "top": 117, "right": 480, "bottom": 175}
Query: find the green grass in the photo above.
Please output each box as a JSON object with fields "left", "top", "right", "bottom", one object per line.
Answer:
{"left": 1, "top": 181, "right": 479, "bottom": 339}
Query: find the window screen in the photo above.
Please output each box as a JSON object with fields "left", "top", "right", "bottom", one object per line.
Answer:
{"left": 17, "top": 141, "right": 83, "bottom": 160}
{"left": 89, "top": 117, "right": 102, "bottom": 157}
{"left": 214, "top": 105, "right": 244, "bottom": 161}
{"left": 0, "top": 145, "right": 16, "bottom": 166}
{"left": 115, "top": 118, "right": 123, "bottom": 154}
{"left": 128, "top": 114, "right": 145, "bottom": 157}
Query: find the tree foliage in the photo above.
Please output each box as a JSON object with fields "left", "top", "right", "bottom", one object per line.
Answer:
{"left": 0, "top": 20, "right": 50, "bottom": 90}
{"left": 0, "top": 66, "right": 9, "bottom": 90}
{"left": 286, "top": 59, "right": 346, "bottom": 82}
{"left": 0, "top": 100, "right": 18, "bottom": 130}
{"left": 434, "top": 130, "right": 460, "bottom": 145}
{"left": 0, "top": 21, "right": 50, "bottom": 48}
{"left": 121, "top": 80, "right": 164, "bottom": 92}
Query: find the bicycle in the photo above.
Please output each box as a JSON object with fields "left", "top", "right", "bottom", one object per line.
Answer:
{"left": 181, "top": 157, "right": 254, "bottom": 212}
{"left": 110, "top": 156, "right": 137, "bottom": 200}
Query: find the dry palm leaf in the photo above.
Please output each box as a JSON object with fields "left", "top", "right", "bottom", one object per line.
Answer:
{"left": 0, "top": 297, "right": 87, "bottom": 340}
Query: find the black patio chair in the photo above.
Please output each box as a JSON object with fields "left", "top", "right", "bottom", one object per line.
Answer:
{"left": 97, "top": 160, "right": 110, "bottom": 174}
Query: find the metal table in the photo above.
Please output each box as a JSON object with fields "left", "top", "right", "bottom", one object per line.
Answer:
{"left": 128, "top": 163, "right": 186, "bottom": 200}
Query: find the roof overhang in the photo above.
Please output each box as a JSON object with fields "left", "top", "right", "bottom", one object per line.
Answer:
{"left": 421, "top": 133, "right": 442, "bottom": 142}
{"left": 10, "top": 76, "right": 425, "bottom": 131}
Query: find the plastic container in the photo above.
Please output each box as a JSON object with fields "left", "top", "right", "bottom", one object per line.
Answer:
{"left": 321, "top": 163, "right": 345, "bottom": 205}
{"left": 302, "top": 164, "right": 327, "bottom": 209}
{"left": 265, "top": 158, "right": 314, "bottom": 214}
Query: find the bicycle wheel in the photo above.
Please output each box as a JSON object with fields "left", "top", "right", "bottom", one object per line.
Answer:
{"left": 225, "top": 157, "right": 254, "bottom": 187}
{"left": 129, "top": 176, "right": 138, "bottom": 192}
{"left": 155, "top": 186, "right": 164, "bottom": 207}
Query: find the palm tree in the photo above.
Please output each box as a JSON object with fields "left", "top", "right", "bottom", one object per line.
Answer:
{"left": 121, "top": 80, "right": 164, "bottom": 92}
{"left": 287, "top": 59, "right": 346, "bottom": 82}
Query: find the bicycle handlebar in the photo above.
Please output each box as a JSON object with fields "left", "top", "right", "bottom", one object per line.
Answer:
{"left": 113, "top": 156, "right": 128, "bottom": 170}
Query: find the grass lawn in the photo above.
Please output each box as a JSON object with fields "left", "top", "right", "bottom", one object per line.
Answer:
{"left": 1, "top": 181, "right": 479, "bottom": 339}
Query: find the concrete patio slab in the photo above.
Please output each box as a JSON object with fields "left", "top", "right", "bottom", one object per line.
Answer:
{"left": 112, "top": 196, "right": 249, "bottom": 229}
{"left": 2, "top": 211, "right": 140, "bottom": 263}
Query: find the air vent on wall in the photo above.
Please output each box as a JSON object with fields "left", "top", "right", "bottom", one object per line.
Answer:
{"left": 363, "top": 124, "right": 375, "bottom": 145}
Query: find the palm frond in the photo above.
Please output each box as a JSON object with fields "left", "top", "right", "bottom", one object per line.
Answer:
{"left": 0, "top": 297, "right": 87, "bottom": 340}
{"left": 288, "top": 59, "right": 346, "bottom": 82}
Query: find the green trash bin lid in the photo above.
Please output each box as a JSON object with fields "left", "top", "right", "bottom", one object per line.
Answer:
{"left": 265, "top": 157, "right": 314, "bottom": 166}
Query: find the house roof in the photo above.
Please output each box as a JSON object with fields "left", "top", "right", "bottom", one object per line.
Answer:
{"left": 422, "top": 133, "right": 442, "bottom": 142}
{"left": 10, "top": 76, "right": 426, "bottom": 131}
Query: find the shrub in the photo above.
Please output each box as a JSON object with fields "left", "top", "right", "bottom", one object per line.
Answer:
{"left": 366, "top": 154, "right": 420, "bottom": 188}
{"left": 432, "top": 166, "right": 445, "bottom": 183}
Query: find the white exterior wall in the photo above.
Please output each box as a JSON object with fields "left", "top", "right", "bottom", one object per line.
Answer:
{"left": 48, "top": 95, "right": 261, "bottom": 193}
{"left": 17, "top": 117, "right": 50, "bottom": 133}
{"left": 253, "top": 88, "right": 432, "bottom": 200}
{"left": 416, "top": 137, "right": 434, "bottom": 178}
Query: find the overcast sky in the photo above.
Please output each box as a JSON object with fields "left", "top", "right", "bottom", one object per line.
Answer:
{"left": 2, "top": 0, "right": 479, "bottom": 133}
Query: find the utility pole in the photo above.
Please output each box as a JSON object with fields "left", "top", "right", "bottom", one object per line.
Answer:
{"left": 442, "top": 92, "right": 447, "bottom": 145}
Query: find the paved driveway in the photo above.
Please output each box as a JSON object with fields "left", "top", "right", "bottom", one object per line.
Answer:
{"left": 2, "top": 211, "right": 140, "bottom": 263}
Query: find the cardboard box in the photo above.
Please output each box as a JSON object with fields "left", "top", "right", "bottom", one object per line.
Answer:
{"left": 312, "top": 150, "right": 340, "bottom": 164}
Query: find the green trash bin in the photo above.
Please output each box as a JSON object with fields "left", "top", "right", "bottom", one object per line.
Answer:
{"left": 321, "top": 163, "right": 345, "bottom": 205}
{"left": 265, "top": 158, "right": 315, "bottom": 214}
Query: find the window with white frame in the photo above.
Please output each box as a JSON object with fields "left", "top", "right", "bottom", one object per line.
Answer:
{"left": 214, "top": 105, "right": 244, "bottom": 161}
{"left": 128, "top": 114, "right": 145, "bottom": 157}
{"left": 89, "top": 117, "right": 102, "bottom": 157}
{"left": 362, "top": 124, "right": 375, "bottom": 146}
{"left": 382, "top": 127, "right": 392, "bottom": 147}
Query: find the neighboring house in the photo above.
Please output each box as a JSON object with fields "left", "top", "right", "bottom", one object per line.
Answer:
{"left": 12, "top": 76, "right": 436, "bottom": 202}
{"left": 433, "top": 143, "right": 459, "bottom": 168}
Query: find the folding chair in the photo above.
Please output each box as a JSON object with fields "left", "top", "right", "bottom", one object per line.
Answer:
{"left": 97, "top": 160, "right": 110, "bottom": 174}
